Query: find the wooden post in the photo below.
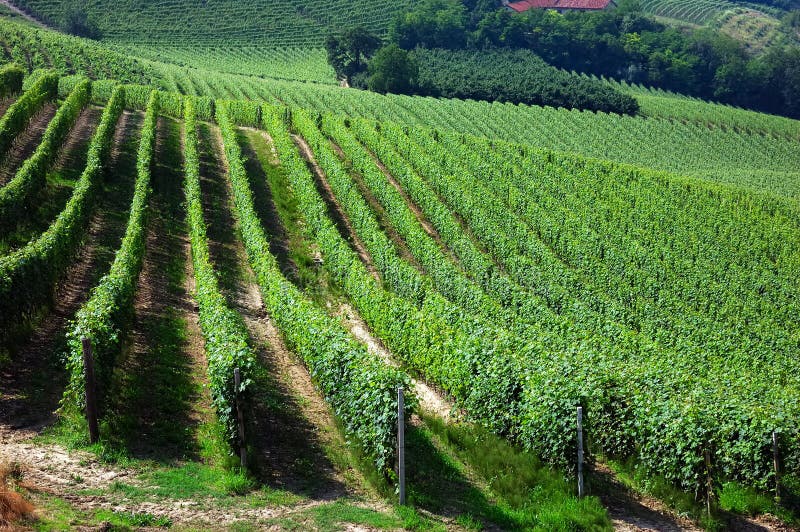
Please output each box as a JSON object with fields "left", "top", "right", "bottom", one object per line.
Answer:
{"left": 81, "top": 337, "right": 99, "bottom": 444}
{"left": 704, "top": 448, "right": 713, "bottom": 516}
{"left": 397, "top": 386, "right": 406, "bottom": 505}
{"left": 773, "top": 431, "right": 781, "bottom": 505}
{"left": 577, "top": 406, "right": 584, "bottom": 498}
{"left": 234, "top": 368, "right": 246, "bottom": 468}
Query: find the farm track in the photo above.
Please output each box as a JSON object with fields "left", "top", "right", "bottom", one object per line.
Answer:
{"left": 103, "top": 116, "right": 208, "bottom": 460}
{"left": 204, "top": 122, "right": 352, "bottom": 498}
{"left": 0, "top": 102, "right": 57, "bottom": 186}
{"left": 0, "top": 110, "right": 141, "bottom": 443}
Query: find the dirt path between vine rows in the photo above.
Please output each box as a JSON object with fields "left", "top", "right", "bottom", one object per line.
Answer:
{"left": 0, "top": 110, "right": 141, "bottom": 444}
{"left": 0, "top": 96, "right": 15, "bottom": 118}
{"left": 102, "top": 115, "right": 208, "bottom": 460}
{"left": 203, "top": 123, "right": 357, "bottom": 500}
{"left": 0, "top": 102, "right": 56, "bottom": 186}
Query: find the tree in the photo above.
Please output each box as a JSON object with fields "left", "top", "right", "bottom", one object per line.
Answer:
{"left": 325, "top": 27, "right": 381, "bottom": 82}
{"left": 367, "top": 45, "right": 418, "bottom": 94}
{"left": 389, "top": 0, "right": 468, "bottom": 49}
{"left": 62, "top": 2, "right": 101, "bottom": 39}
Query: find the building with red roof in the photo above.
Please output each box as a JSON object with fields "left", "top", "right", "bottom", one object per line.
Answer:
{"left": 505, "top": 0, "right": 616, "bottom": 13}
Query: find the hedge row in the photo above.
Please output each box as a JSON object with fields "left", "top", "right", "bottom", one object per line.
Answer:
{"left": 63, "top": 90, "right": 157, "bottom": 412}
{"left": 0, "top": 77, "right": 90, "bottom": 231}
{"left": 183, "top": 97, "right": 258, "bottom": 449}
{"left": 0, "top": 85, "right": 124, "bottom": 344}
{"left": 216, "top": 101, "right": 410, "bottom": 471}
{"left": 0, "top": 70, "right": 57, "bottom": 159}
{"left": 0, "top": 63, "right": 24, "bottom": 98}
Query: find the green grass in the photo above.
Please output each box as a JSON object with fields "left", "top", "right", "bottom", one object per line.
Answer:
{"left": 422, "top": 413, "right": 611, "bottom": 530}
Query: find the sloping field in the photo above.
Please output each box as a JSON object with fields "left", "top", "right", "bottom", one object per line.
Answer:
{"left": 12, "top": 0, "right": 415, "bottom": 46}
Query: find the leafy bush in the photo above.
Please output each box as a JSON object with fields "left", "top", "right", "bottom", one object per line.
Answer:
{"left": 0, "top": 63, "right": 24, "bottom": 98}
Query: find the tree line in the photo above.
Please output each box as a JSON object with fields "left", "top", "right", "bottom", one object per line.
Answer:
{"left": 327, "top": 0, "right": 800, "bottom": 118}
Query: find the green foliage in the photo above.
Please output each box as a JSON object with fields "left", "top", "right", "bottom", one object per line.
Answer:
{"left": 63, "top": 89, "right": 155, "bottom": 414}
{"left": 367, "top": 44, "right": 418, "bottom": 94}
{"left": 216, "top": 101, "right": 411, "bottom": 472}
{"left": 0, "top": 84, "right": 123, "bottom": 353}
{"left": 412, "top": 47, "right": 639, "bottom": 114}
{"left": 126, "top": 45, "right": 337, "bottom": 85}
{"left": 0, "top": 70, "right": 57, "bottom": 159}
{"left": 325, "top": 26, "right": 382, "bottom": 82}
{"left": 0, "top": 62, "right": 24, "bottom": 97}
{"left": 223, "top": 99, "right": 261, "bottom": 127}
{"left": 183, "top": 97, "right": 258, "bottom": 452}
{"left": 290, "top": 108, "right": 525, "bottom": 437}
{"left": 0, "top": 76, "right": 89, "bottom": 231}
{"left": 359, "top": 118, "right": 800, "bottom": 490}
{"left": 389, "top": 0, "right": 468, "bottom": 49}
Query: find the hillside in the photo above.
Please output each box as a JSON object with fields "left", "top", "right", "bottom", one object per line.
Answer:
{"left": 0, "top": 4, "right": 800, "bottom": 532}
{"left": 11, "top": 0, "right": 415, "bottom": 45}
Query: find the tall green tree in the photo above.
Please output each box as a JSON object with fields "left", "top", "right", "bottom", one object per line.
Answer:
{"left": 325, "top": 26, "right": 381, "bottom": 82}
{"left": 367, "top": 44, "right": 418, "bottom": 94}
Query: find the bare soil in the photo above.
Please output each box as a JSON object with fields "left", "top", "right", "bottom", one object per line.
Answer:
{"left": 0, "top": 102, "right": 57, "bottom": 186}
{"left": 0, "top": 111, "right": 141, "bottom": 444}
{"left": 0, "top": 97, "right": 14, "bottom": 118}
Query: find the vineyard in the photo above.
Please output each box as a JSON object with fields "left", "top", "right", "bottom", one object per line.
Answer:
{"left": 1, "top": 1, "right": 800, "bottom": 529}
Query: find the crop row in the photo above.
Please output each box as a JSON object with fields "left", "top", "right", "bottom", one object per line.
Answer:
{"left": 216, "top": 101, "right": 409, "bottom": 470}
{"left": 64, "top": 89, "right": 154, "bottom": 413}
{"left": 182, "top": 97, "right": 258, "bottom": 448}
{"left": 0, "top": 70, "right": 57, "bottom": 163}
{"left": 360, "top": 118, "right": 800, "bottom": 489}
{"left": 0, "top": 76, "right": 90, "bottom": 230}
{"left": 0, "top": 80, "right": 112, "bottom": 342}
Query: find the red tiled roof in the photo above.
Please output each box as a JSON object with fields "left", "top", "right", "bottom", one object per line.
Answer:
{"left": 508, "top": 0, "right": 612, "bottom": 11}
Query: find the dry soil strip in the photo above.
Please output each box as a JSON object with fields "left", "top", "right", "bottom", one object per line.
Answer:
{"left": 0, "top": 102, "right": 57, "bottom": 186}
